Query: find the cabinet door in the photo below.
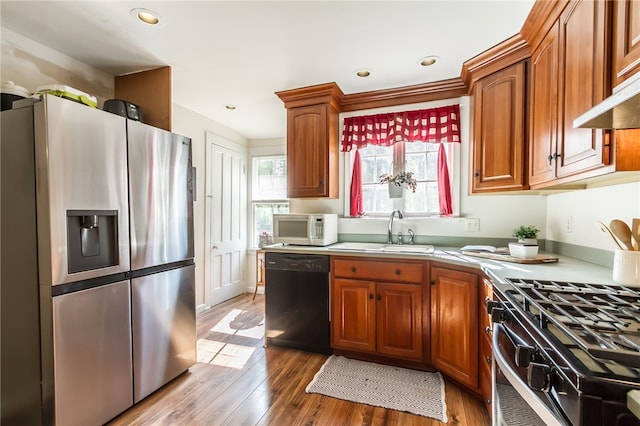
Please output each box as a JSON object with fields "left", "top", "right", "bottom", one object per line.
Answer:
{"left": 331, "top": 278, "right": 376, "bottom": 352}
{"left": 556, "top": 0, "right": 610, "bottom": 178}
{"left": 471, "top": 61, "right": 526, "bottom": 192}
{"left": 613, "top": 0, "right": 640, "bottom": 86}
{"left": 529, "top": 22, "right": 560, "bottom": 187}
{"left": 287, "top": 105, "right": 330, "bottom": 198}
{"left": 430, "top": 266, "right": 478, "bottom": 389}
{"left": 376, "top": 283, "right": 423, "bottom": 361}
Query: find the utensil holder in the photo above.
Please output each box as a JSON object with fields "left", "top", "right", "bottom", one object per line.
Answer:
{"left": 613, "top": 250, "right": 640, "bottom": 287}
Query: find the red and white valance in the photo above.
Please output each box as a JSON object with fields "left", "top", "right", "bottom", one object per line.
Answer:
{"left": 341, "top": 104, "right": 461, "bottom": 152}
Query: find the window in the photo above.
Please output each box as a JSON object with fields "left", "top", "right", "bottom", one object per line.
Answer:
{"left": 360, "top": 141, "right": 442, "bottom": 215}
{"left": 342, "top": 103, "right": 462, "bottom": 218}
{"left": 251, "top": 156, "right": 288, "bottom": 247}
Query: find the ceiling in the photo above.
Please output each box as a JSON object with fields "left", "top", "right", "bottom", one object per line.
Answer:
{"left": 1, "top": 1, "right": 534, "bottom": 140}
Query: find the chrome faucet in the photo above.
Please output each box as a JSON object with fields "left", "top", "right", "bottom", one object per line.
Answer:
{"left": 387, "top": 210, "right": 403, "bottom": 244}
{"left": 407, "top": 228, "right": 414, "bottom": 245}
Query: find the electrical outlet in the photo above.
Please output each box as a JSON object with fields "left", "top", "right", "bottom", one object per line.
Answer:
{"left": 465, "top": 218, "right": 480, "bottom": 232}
{"left": 566, "top": 216, "right": 573, "bottom": 233}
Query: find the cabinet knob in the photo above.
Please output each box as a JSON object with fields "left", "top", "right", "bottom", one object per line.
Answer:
{"left": 369, "top": 293, "right": 374, "bottom": 300}
{"left": 395, "top": 269, "right": 401, "bottom": 275}
{"left": 376, "top": 294, "right": 382, "bottom": 301}
{"left": 486, "top": 399, "right": 492, "bottom": 405}
{"left": 474, "top": 172, "right": 480, "bottom": 177}
{"left": 351, "top": 267, "right": 356, "bottom": 273}
{"left": 547, "top": 154, "right": 554, "bottom": 162}
{"left": 485, "top": 356, "right": 492, "bottom": 364}
{"left": 553, "top": 152, "right": 561, "bottom": 159}
{"left": 430, "top": 280, "right": 436, "bottom": 286}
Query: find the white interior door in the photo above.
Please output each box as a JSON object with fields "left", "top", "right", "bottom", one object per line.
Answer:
{"left": 205, "top": 132, "right": 247, "bottom": 306}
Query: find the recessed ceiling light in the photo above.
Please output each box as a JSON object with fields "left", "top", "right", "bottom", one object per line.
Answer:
{"left": 131, "top": 8, "right": 160, "bottom": 25}
{"left": 225, "top": 105, "right": 237, "bottom": 110}
{"left": 355, "top": 69, "right": 371, "bottom": 78}
{"left": 419, "top": 56, "right": 438, "bottom": 67}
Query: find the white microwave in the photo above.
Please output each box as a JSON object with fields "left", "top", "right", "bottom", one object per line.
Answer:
{"left": 272, "top": 214, "right": 338, "bottom": 246}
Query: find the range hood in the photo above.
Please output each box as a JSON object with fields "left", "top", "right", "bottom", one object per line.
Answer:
{"left": 573, "top": 72, "right": 640, "bottom": 129}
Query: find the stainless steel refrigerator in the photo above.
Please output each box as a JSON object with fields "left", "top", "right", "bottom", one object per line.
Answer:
{"left": 1, "top": 94, "right": 195, "bottom": 425}
{"left": 126, "top": 119, "right": 195, "bottom": 403}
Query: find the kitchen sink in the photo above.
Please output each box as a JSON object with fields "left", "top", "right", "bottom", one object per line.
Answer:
{"left": 381, "top": 244, "right": 435, "bottom": 254}
{"left": 330, "top": 242, "right": 387, "bottom": 251}
{"left": 330, "top": 242, "right": 435, "bottom": 254}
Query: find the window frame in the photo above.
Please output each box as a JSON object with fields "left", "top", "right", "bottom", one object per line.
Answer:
{"left": 346, "top": 142, "right": 460, "bottom": 218}
{"left": 249, "top": 154, "right": 289, "bottom": 248}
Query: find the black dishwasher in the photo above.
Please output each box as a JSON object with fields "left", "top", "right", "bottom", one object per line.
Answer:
{"left": 264, "top": 252, "right": 331, "bottom": 354}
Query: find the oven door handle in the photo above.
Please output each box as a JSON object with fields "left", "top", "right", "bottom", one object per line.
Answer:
{"left": 492, "top": 323, "right": 568, "bottom": 426}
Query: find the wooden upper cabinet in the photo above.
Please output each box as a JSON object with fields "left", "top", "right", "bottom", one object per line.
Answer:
{"left": 471, "top": 60, "right": 527, "bottom": 193}
{"left": 529, "top": 21, "right": 561, "bottom": 187}
{"left": 286, "top": 105, "right": 335, "bottom": 198}
{"left": 276, "top": 83, "right": 342, "bottom": 198}
{"left": 528, "top": 0, "right": 612, "bottom": 188}
{"left": 612, "top": 0, "right": 640, "bottom": 86}
{"left": 556, "top": 0, "right": 610, "bottom": 179}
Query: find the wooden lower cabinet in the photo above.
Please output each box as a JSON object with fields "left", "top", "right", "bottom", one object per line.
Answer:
{"left": 331, "top": 258, "right": 425, "bottom": 362}
{"left": 331, "top": 256, "right": 492, "bottom": 413}
{"left": 479, "top": 278, "right": 495, "bottom": 416}
{"left": 430, "top": 264, "right": 479, "bottom": 389}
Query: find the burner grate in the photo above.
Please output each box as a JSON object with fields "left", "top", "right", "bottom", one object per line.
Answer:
{"left": 504, "top": 278, "right": 640, "bottom": 368}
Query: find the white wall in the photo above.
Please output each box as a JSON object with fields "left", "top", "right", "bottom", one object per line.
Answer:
{"left": 1, "top": 27, "right": 113, "bottom": 102}
{"left": 546, "top": 181, "right": 640, "bottom": 251}
{"left": 172, "top": 104, "right": 248, "bottom": 306}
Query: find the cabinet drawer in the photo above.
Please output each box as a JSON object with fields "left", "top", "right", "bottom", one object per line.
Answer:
{"left": 333, "top": 259, "right": 424, "bottom": 283}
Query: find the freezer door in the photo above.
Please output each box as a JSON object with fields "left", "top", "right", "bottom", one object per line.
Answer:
{"left": 34, "top": 94, "right": 130, "bottom": 286}
{"left": 52, "top": 280, "right": 133, "bottom": 425}
{"left": 127, "top": 120, "right": 194, "bottom": 270}
{"left": 131, "top": 265, "right": 196, "bottom": 402}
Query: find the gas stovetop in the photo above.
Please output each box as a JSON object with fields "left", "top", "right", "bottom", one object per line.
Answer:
{"left": 502, "top": 278, "right": 640, "bottom": 370}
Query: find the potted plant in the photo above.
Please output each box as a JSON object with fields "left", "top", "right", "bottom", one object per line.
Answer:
{"left": 511, "top": 225, "right": 540, "bottom": 245}
{"left": 379, "top": 171, "right": 418, "bottom": 198}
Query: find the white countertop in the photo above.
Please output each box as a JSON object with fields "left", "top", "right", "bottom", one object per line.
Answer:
{"left": 263, "top": 243, "right": 621, "bottom": 287}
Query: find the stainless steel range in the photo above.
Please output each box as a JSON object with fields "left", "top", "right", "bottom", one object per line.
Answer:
{"left": 490, "top": 278, "right": 640, "bottom": 426}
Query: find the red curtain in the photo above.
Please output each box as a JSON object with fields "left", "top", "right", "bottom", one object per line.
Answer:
{"left": 437, "top": 144, "right": 453, "bottom": 216}
{"left": 341, "top": 104, "right": 461, "bottom": 152}
{"left": 350, "top": 150, "right": 364, "bottom": 217}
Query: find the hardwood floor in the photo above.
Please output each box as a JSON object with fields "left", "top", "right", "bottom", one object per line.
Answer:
{"left": 108, "top": 294, "right": 490, "bottom": 426}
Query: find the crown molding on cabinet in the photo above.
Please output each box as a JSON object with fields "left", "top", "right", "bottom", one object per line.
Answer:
{"left": 520, "top": 0, "right": 570, "bottom": 53}
{"left": 340, "top": 78, "right": 467, "bottom": 112}
{"left": 275, "top": 82, "right": 344, "bottom": 110}
{"left": 460, "top": 34, "right": 531, "bottom": 92}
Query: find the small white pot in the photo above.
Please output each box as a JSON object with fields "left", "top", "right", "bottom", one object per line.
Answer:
{"left": 509, "top": 243, "right": 539, "bottom": 259}
{"left": 388, "top": 183, "right": 404, "bottom": 198}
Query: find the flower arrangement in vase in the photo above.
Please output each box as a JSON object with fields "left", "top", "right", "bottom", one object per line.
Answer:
{"left": 258, "top": 231, "right": 273, "bottom": 248}
{"left": 379, "top": 171, "right": 417, "bottom": 198}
